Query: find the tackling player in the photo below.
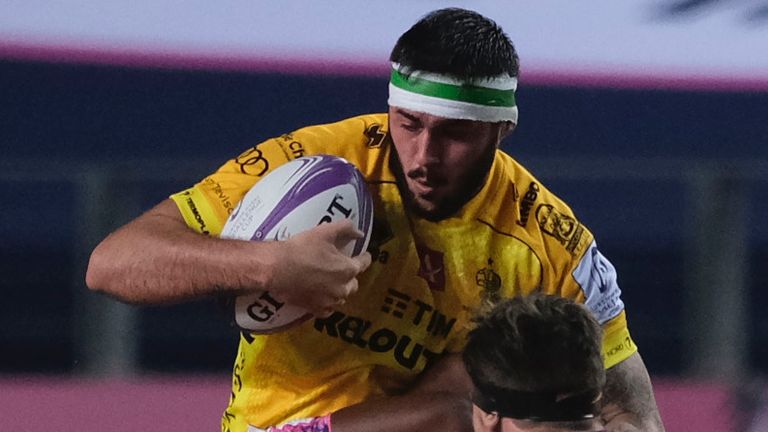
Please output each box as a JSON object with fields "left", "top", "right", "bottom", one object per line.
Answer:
{"left": 86, "top": 8, "right": 665, "bottom": 432}
{"left": 465, "top": 294, "right": 607, "bottom": 432}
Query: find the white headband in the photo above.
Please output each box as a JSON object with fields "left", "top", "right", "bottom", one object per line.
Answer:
{"left": 387, "top": 63, "right": 518, "bottom": 123}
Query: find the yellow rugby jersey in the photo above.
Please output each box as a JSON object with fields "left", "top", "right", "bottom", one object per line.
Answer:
{"left": 170, "top": 113, "right": 637, "bottom": 432}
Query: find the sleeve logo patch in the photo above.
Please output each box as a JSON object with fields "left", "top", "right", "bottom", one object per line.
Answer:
{"left": 572, "top": 241, "right": 625, "bottom": 324}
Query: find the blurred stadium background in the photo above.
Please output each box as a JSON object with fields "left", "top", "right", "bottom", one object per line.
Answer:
{"left": 1, "top": 1, "right": 767, "bottom": 431}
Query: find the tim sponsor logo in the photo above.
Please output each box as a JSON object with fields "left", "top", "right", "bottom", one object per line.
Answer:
{"left": 314, "top": 288, "right": 456, "bottom": 369}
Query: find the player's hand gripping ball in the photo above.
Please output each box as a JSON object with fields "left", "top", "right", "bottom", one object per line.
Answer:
{"left": 221, "top": 155, "right": 374, "bottom": 333}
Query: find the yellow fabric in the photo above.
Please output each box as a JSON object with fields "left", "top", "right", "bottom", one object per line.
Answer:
{"left": 169, "top": 114, "right": 637, "bottom": 432}
{"left": 169, "top": 186, "right": 225, "bottom": 236}
{"left": 602, "top": 311, "right": 636, "bottom": 369}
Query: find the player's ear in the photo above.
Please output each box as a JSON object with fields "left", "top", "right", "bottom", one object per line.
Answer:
{"left": 495, "top": 121, "right": 515, "bottom": 146}
{"left": 472, "top": 404, "right": 501, "bottom": 432}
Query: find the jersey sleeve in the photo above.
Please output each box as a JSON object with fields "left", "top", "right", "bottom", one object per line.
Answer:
{"left": 570, "top": 240, "right": 636, "bottom": 368}
{"left": 170, "top": 114, "right": 385, "bottom": 236}
{"left": 529, "top": 186, "right": 637, "bottom": 369}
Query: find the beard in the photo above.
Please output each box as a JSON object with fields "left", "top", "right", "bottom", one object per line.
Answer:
{"left": 389, "top": 144, "right": 496, "bottom": 222}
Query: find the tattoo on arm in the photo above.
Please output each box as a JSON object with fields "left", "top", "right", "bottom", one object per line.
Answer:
{"left": 601, "top": 352, "right": 665, "bottom": 432}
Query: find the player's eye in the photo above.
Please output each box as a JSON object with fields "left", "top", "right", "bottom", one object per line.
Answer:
{"left": 400, "top": 122, "right": 420, "bottom": 132}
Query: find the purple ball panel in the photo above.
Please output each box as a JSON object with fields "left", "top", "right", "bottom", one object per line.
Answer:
{"left": 253, "top": 155, "right": 367, "bottom": 243}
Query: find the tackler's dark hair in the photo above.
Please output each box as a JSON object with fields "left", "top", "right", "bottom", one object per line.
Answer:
{"left": 463, "top": 294, "right": 606, "bottom": 421}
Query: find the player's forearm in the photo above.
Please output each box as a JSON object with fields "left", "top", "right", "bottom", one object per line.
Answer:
{"left": 331, "top": 392, "right": 472, "bottom": 432}
{"left": 86, "top": 200, "right": 273, "bottom": 304}
{"left": 601, "top": 352, "right": 665, "bottom": 432}
{"left": 331, "top": 353, "right": 473, "bottom": 432}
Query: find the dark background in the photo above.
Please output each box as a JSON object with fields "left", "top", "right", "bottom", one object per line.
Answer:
{"left": 1, "top": 59, "right": 767, "bottom": 376}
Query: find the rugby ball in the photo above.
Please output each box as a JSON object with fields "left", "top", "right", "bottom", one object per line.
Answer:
{"left": 220, "top": 154, "right": 374, "bottom": 333}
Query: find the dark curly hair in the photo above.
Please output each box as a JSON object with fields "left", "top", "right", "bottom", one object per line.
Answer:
{"left": 463, "top": 294, "right": 605, "bottom": 397}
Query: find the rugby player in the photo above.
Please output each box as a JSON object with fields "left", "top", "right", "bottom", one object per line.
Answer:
{"left": 86, "top": 8, "right": 665, "bottom": 432}
{"left": 465, "top": 294, "right": 607, "bottom": 432}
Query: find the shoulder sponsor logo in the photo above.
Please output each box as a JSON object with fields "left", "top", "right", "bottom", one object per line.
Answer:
{"left": 517, "top": 182, "right": 539, "bottom": 227}
{"left": 535, "top": 203, "right": 585, "bottom": 255}
{"left": 365, "top": 123, "right": 387, "bottom": 148}
{"left": 235, "top": 145, "right": 270, "bottom": 176}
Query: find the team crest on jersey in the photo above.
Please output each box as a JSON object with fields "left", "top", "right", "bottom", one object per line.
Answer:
{"left": 476, "top": 258, "right": 502, "bottom": 303}
{"left": 535, "top": 204, "right": 587, "bottom": 256}
{"left": 415, "top": 243, "right": 445, "bottom": 291}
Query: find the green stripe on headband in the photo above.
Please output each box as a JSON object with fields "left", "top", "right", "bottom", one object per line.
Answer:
{"left": 390, "top": 69, "right": 516, "bottom": 108}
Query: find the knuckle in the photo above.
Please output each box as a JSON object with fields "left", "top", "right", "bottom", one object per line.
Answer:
{"left": 346, "top": 259, "right": 362, "bottom": 276}
{"left": 347, "top": 279, "right": 359, "bottom": 295}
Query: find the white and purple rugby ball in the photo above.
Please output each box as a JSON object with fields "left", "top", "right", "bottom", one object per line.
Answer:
{"left": 220, "top": 154, "right": 374, "bottom": 333}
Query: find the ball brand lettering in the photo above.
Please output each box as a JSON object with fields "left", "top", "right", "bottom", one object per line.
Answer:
{"left": 517, "top": 182, "right": 539, "bottom": 227}
{"left": 314, "top": 311, "right": 438, "bottom": 370}
{"left": 318, "top": 194, "right": 353, "bottom": 225}
{"left": 246, "top": 291, "right": 286, "bottom": 322}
